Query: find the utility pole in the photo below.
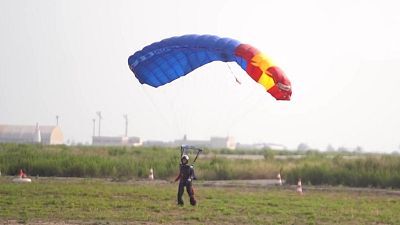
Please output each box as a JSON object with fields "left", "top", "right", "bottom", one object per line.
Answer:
{"left": 56, "top": 115, "right": 59, "bottom": 126}
{"left": 92, "top": 118, "right": 96, "bottom": 137}
{"left": 96, "top": 111, "right": 102, "bottom": 136}
{"left": 123, "top": 114, "right": 128, "bottom": 137}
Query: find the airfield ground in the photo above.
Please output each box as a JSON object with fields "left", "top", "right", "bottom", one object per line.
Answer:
{"left": 1, "top": 177, "right": 399, "bottom": 225}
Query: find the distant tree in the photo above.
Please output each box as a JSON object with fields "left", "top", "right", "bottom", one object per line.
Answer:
{"left": 263, "top": 149, "right": 275, "bottom": 160}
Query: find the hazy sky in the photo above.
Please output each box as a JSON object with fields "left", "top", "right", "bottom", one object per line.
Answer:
{"left": 1, "top": 0, "right": 399, "bottom": 152}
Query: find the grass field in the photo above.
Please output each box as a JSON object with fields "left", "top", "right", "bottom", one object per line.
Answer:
{"left": 2, "top": 143, "right": 400, "bottom": 188}
{"left": 1, "top": 177, "right": 400, "bottom": 225}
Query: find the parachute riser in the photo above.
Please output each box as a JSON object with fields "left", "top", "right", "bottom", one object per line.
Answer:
{"left": 180, "top": 145, "right": 203, "bottom": 165}
{"left": 193, "top": 148, "right": 202, "bottom": 164}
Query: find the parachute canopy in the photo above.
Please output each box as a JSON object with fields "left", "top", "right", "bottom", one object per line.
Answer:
{"left": 128, "top": 35, "right": 291, "bottom": 100}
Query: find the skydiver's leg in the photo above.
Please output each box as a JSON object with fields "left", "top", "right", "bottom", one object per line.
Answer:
{"left": 177, "top": 182, "right": 184, "bottom": 205}
{"left": 186, "top": 182, "right": 196, "bottom": 206}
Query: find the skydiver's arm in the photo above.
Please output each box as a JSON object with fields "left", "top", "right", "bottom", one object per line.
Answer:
{"left": 174, "top": 173, "right": 181, "bottom": 182}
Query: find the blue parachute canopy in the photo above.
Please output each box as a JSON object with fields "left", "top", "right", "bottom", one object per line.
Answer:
{"left": 128, "top": 35, "right": 242, "bottom": 87}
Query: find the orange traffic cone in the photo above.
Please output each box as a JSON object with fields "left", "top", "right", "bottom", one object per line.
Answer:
{"left": 19, "top": 169, "right": 26, "bottom": 178}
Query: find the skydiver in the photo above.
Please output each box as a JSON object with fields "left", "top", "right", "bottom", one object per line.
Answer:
{"left": 174, "top": 154, "right": 197, "bottom": 206}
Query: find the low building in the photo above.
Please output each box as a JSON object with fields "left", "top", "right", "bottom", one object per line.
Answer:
{"left": 210, "top": 136, "right": 236, "bottom": 150}
{"left": 173, "top": 135, "right": 236, "bottom": 149}
{"left": 143, "top": 140, "right": 173, "bottom": 147}
{"left": 142, "top": 135, "right": 237, "bottom": 149}
{"left": 173, "top": 139, "right": 210, "bottom": 148}
{"left": 0, "top": 124, "right": 64, "bottom": 145}
{"left": 236, "top": 142, "right": 287, "bottom": 150}
{"left": 92, "top": 136, "right": 142, "bottom": 146}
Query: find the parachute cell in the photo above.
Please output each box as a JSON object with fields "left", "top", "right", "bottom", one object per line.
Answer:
{"left": 128, "top": 35, "right": 291, "bottom": 100}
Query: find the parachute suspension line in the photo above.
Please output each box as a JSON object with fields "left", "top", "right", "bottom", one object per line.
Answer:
{"left": 159, "top": 86, "right": 184, "bottom": 139}
{"left": 222, "top": 88, "right": 258, "bottom": 135}
{"left": 177, "top": 82, "right": 189, "bottom": 138}
{"left": 140, "top": 86, "right": 176, "bottom": 138}
{"left": 227, "top": 91, "right": 264, "bottom": 133}
{"left": 207, "top": 62, "right": 242, "bottom": 135}
{"left": 224, "top": 62, "right": 265, "bottom": 135}
{"left": 167, "top": 76, "right": 193, "bottom": 140}
{"left": 209, "top": 62, "right": 252, "bottom": 135}
{"left": 226, "top": 63, "right": 242, "bottom": 85}
{"left": 203, "top": 66, "right": 226, "bottom": 138}
{"left": 171, "top": 87, "right": 184, "bottom": 138}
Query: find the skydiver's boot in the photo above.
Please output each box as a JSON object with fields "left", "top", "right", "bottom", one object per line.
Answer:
{"left": 188, "top": 185, "right": 196, "bottom": 206}
{"left": 177, "top": 194, "right": 184, "bottom": 206}
{"left": 190, "top": 196, "right": 196, "bottom": 206}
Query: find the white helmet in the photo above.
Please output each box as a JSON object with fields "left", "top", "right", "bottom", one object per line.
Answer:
{"left": 181, "top": 154, "right": 189, "bottom": 163}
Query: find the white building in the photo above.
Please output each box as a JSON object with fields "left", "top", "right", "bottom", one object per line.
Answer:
{"left": 209, "top": 136, "right": 236, "bottom": 150}
{"left": 174, "top": 136, "right": 236, "bottom": 149}
{"left": 92, "top": 136, "right": 142, "bottom": 146}
{"left": 236, "top": 142, "right": 287, "bottom": 150}
{"left": 143, "top": 140, "right": 173, "bottom": 147}
{"left": 145, "top": 135, "right": 237, "bottom": 150}
{"left": 0, "top": 124, "right": 64, "bottom": 145}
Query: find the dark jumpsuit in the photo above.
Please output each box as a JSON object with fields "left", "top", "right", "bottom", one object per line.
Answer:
{"left": 175, "top": 164, "right": 196, "bottom": 206}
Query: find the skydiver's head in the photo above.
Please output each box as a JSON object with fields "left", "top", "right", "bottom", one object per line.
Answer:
{"left": 181, "top": 154, "right": 189, "bottom": 165}
{"left": 266, "top": 66, "right": 292, "bottom": 101}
